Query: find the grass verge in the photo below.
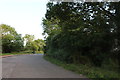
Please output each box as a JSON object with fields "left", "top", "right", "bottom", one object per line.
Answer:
{"left": 1, "top": 52, "right": 32, "bottom": 56}
{"left": 1, "top": 50, "right": 44, "bottom": 56}
{"left": 44, "top": 56, "right": 120, "bottom": 80}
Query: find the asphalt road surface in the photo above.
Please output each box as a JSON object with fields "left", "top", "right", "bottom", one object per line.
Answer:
{"left": 2, "top": 54, "right": 87, "bottom": 78}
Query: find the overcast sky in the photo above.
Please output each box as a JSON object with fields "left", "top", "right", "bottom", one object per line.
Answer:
{"left": 0, "top": 0, "right": 49, "bottom": 40}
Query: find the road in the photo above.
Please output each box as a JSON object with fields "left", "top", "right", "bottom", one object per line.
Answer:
{"left": 2, "top": 54, "right": 87, "bottom": 78}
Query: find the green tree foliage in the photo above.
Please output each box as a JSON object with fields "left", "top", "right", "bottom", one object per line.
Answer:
{"left": 24, "top": 34, "right": 45, "bottom": 53}
{"left": 1, "top": 24, "right": 24, "bottom": 53}
{"left": 34, "top": 39, "right": 46, "bottom": 51}
{"left": 24, "top": 34, "right": 35, "bottom": 50}
{"left": 43, "top": 2, "right": 120, "bottom": 68}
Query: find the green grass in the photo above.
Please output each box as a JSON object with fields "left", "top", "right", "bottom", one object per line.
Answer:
{"left": 44, "top": 56, "right": 120, "bottom": 80}
{"left": 1, "top": 52, "right": 32, "bottom": 56}
{"left": 1, "top": 50, "right": 44, "bottom": 56}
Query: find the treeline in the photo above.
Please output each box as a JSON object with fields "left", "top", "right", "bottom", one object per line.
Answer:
{"left": 24, "top": 34, "right": 45, "bottom": 53}
{"left": 1, "top": 24, "right": 45, "bottom": 53}
{"left": 42, "top": 2, "right": 120, "bottom": 70}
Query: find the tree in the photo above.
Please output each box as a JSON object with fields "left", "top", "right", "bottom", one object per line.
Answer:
{"left": 34, "top": 39, "right": 46, "bottom": 51}
{"left": 43, "top": 2, "right": 120, "bottom": 68}
{"left": 23, "top": 34, "right": 35, "bottom": 50}
{"left": 1, "top": 24, "right": 24, "bottom": 53}
{"left": 23, "top": 34, "right": 45, "bottom": 53}
{"left": 31, "top": 41, "right": 38, "bottom": 54}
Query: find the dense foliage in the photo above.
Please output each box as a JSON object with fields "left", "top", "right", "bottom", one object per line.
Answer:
{"left": 42, "top": 2, "right": 120, "bottom": 71}
{"left": 1, "top": 24, "right": 45, "bottom": 54}
{"left": 24, "top": 34, "right": 45, "bottom": 53}
{"left": 1, "top": 24, "right": 24, "bottom": 53}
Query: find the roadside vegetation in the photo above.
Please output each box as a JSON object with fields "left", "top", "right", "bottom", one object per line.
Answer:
{"left": 1, "top": 52, "right": 31, "bottom": 56}
{"left": 1, "top": 51, "right": 44, "bottom": 56}
{"left": 0, "top": 24, "right": 45, "bottom": 55}
{"left": 42, "top": 2, "right": 120, "bottom": 79}
{"left": 44, "top": 56, "right": 120, "bottom": 79}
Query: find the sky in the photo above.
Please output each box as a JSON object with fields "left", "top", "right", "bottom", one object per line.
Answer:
{"left": 0, "top": 0, "right": 49, "bottom": 40}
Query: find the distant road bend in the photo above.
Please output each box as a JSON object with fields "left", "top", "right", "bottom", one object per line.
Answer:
{"left": 2, "top": 54, "right": 88, "bottom": 78}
